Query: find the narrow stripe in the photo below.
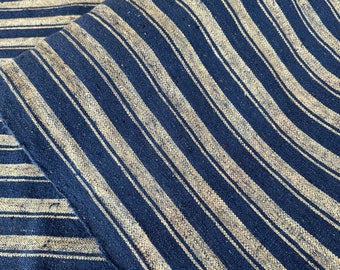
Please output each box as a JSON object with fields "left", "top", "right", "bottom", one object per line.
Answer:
{"left": 0, "top": 198, "right": 74, "bottom": 214}
{"left": 1, "top": 60, "right": 170, "bottom": 270}
{"left": 0, "top": 38, "right": 44, "bottom": 49}
{"left": 0, "top": 252, "right": 105, "bottom": 261}
{"left": 0, "top": 0, "right": 103, "bottom": 10}
{"left": 222, "top": 0, "right": 340, "bottom": 132}
{"left": 259, "top": 0, "right": 340, "bottom": 92}
{"left": 0, "top": 16, "right": 80, "bottom": 29}
{"left": 0, "top": 235, "right": 101, "bottom": 254}
{"left": 0, "top": 135, "right": 18, "bottom": 146}
{"left": 294, "top": 0, "right": 340, "bottom": 58}
{"left": 0, "top": 178, "right": 49, "bottom": 183}
{"left": 0, "top": 164, "right": 44, "bottom": 177}
{"left": 0, "top": 214, "right": 77, "bottom": 219}
{"left": 106, "top": 0, "right": 339, "bottom": 225}
{"left": 35, "top": 39, "right": 226, "bottom": 270}
{"left": 176, "top": 0, "right": 340, "bottom": 176}
{"left": 50, "top": 24, "right": 282, "bottom": 268}
{"left": 90, "top": 4, "right": 340, "bottom": 268}
{"left": 323, "top": 0, "right": 340, "bottom": 20}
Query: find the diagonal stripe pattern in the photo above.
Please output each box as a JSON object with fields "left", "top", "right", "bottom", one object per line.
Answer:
{"left": 0, "top": 0, "right": 339, "bottom": 269}
{"left": 0, "top": 118, "right": 112, "bottom": 269}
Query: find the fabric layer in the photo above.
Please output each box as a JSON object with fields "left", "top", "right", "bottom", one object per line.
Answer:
{"left": 0, "top": 0, "right": 339, "bottom": 269}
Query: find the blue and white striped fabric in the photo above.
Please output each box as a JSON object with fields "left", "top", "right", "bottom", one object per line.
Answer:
{"left": 0, "top": 0, "right": 339, "bottom": 269}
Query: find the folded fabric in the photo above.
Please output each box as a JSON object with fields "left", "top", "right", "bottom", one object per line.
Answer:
{"left": 0, "top": 0, "right": 339, "bottom": 269}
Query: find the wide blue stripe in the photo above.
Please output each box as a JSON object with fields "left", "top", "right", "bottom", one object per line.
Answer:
{"left": 291, "top": 0, "right": 339, "bottom": 57}
{"left": 0, "top": 6, "right": 95, "bottom": 19}
{"left": 274, "top": 0, "right": 339, "bottom": 74}
{"left": 83, "top": 4, "right": 325, "bottom": 267}
{"left": 103, "top": 0, "right": 340, "bottom": 256}
{"left": 0, "top": 49, "right": 28, "bottom": 58}
{"left": 0, "top": 217, "right": 90, "bottom": 238}
{"left": 0, "top": 150, "right": 31, "bottom": 164}
{"left": 74, "top": 14, "right": 306, "bottom": 269}
{"left": 218, "top": 0, "right": 340, "bottom": 115}
{"left": 307, "top": 0, "right": 340, "bottom": 39}
{"left": 0, "top": 29, "right": 62, "bottom": 39}
{"left": 0, "top": 182, "right": 62, "bottom": 198}
{"left": 0, "top": 69, "right": 141, "bottom": 270}
{"left": 0, "top": 257, "right": 112, "bottom": 270}
{"left": 17, "top": 48, "right": 204, "bottom": 269}
{"left": 44, "top": 28, "right": 257, "bottom": 269}
{"left": 146, "top": 0, "right": 340, "bottom": 197}
{"left": 239, "top": 1, "right": 340, "bottom": 105}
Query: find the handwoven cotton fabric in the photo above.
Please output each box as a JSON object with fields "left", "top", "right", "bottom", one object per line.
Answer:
{"left": 0, "top": 0, "right": 339, "bottom": 269}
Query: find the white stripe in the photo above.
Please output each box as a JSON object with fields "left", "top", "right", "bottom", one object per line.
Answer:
{"left": 0, "top": 198, "right": 74, "bottom": 214}
{"left": 177, "top": 0, "right": 340, "bottom": 176}
{"left": 35, "top": 39, "right": 225, "bottom": 270}
{"left": 0, "top": 235, "right": 101, "bottom": 254}
{"left": 294, "top": 0, "right": 340, "bottom": 58}
{"left": 0, "top": 0, "right": 102, "bottom": 10}
{"left": 91, "top": 4, "right": 340, "bottom": 269}
{"left": 63, "top": 21, "right": 285, "bottom": 269}
{"left": 0, "top": 16, "right": 80, "bottom": 29}
{"left": 0, "top": 135, "right": 18, "bottom": 146}
{"left": 259, "top": 0, "right": 340, "bottom": 93}
{"left": 1, "top": 61, "right": 170, "bottom": 270}
{"left": 121, "top": 0, "right": 339, "bottom": 226}
{"left": 0, "top": 164, "right": 44, "bottom": 177}
{"left": 223, "top": 0, "right": 340, "bottom": 133}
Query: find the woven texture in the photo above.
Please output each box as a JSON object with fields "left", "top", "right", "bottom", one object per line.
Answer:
{"left": 0, "top": 0, "right": 339, "bottom": 269}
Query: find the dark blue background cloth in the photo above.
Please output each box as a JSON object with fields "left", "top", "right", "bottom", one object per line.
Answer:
{"left": 0, "top": 0, "right": 339, "bottom": 269}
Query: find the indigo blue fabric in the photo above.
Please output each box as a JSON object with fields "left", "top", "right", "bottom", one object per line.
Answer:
{"left": 0, "top": 0, "right": 339, "bottom": 269}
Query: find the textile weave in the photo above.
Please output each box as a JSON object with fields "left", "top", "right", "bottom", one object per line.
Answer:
{"left": 0, "top": 0, "right": 339, "bottom": 269}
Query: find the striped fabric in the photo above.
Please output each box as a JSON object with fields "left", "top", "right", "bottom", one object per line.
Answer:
{"left": 0, "top": 0, "right": 339, "bottom": 269}
{"left": 0, "top": 0, "right": 103, "bottom": 65}
{"left": 0, "top": 118, "right": 112, "bottom": 268}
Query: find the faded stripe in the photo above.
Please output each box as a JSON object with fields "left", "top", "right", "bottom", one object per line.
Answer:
{"left": 0, "top": 164, "right": 44, "bottom": 177}
{"left": 0, "top": 198, "right": 74, "bottom": 214}
{"left": 0, "top": 235, "right": 101, "bottom": 254}
{"left": 1, "top": 60, "right": 170, "bottom": 270}
{"left": 35, "top": 38, "right": 225, "bottom": 269}
{"left": 92, "top": 4, "right": 340, "bottom": 269}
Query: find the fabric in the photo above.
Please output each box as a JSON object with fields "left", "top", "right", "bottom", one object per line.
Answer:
{"left": 0, "top": 0, "right": 339, "bottom": 269}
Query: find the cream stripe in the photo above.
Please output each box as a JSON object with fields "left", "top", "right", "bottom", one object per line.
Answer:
{"left": 0, "top": 235, "right": 101, "bottom": 254}
{"left": 0, "top": 134, "right": 18, "bottom": 146}
{"left": 0, "top": 59, "right": 12, "bottom": 66}
{"left": 0, "top": 164, "right": 44, "bottom": 177}
{"left": 224, "top": 0, "right": 340, "bottom": 133}
{"left": 32, "top": 53, "right": 203, "bottom": 270}
{"left": 91, "top": 5, "right": 340, "bottom": 268}
{"left": 177, "top": 0, "right": 340, "bottom": 175}
{"left": 0, "top": 38, "right": 44, "bottom": 48}
{"left": 324, "top": 0, "right": 340, "bottom": 19}
{"left": 0, "top": 252, "right": 105, "bottom": 261}
{"left": 116, "top": 0, "right": 339, "bottom": 226}
{"left": 0, "top": 0, "right": 102, "bottom": 10}
{"left": 0, "top": 214, "right": 77, "bottom": 219}
{"left": 1, "top": 61, "right": 169, "bottom": 270}
{"left": 0, "top": 16, "right": 79, "bottom": 29}
{"left": 259, "top": 0, "right": 340, "bottom": 93}
{"left": 0, "top": 178, "right": 49, "bottom": 183}
{"left": 36, "top": 41, "right": 224, "bottom": 270}
{"left": 295, "top": 0, "right": 340, "bottom": 57}
{"left": 0, "top": 178, "right": 51, "bottom": 183}
{"left": 0, "top": 198, "right": 74, "bottom": 214}
{"left": 59, "top": 23, "right": 282, "bottom": 268}
{"left": 0, "top": 147, "right": 22, "bottom": 151}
